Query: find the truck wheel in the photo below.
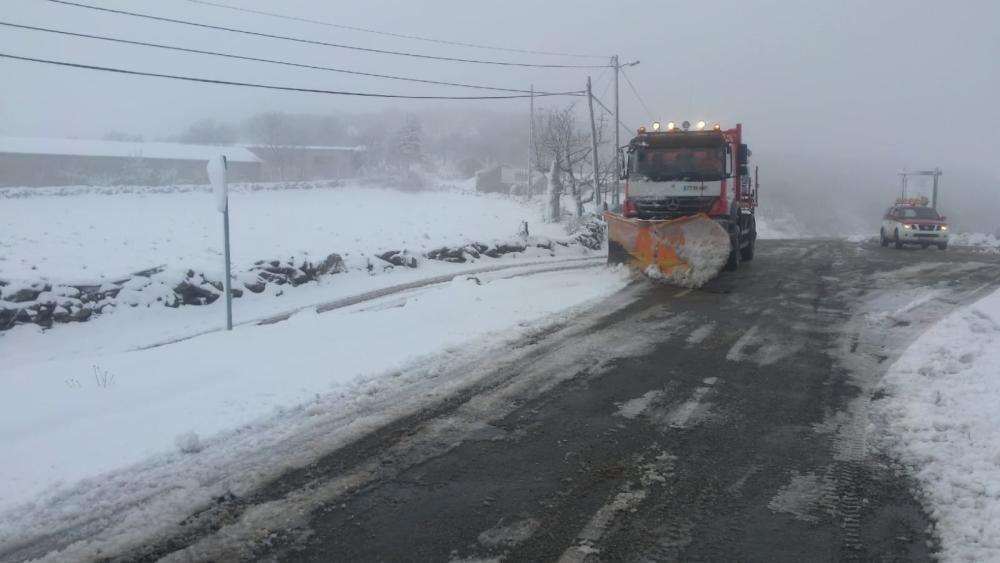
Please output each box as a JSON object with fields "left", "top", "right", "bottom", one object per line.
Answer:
{"left": 741, "top": 235, "right": 755, "bottom": 261}
{"left": 880, "top": 229, "right": 889, "bottom": 247}
{"left": 894, "top": 230, "right": 903, "bottom": 249}
{"left": 937, "top": 243, "right": 948, "bottom": 250}
{"left": 725, "top": 229, "right": 742, "bottom": 271}
{"left": 741, "top": 221, "right": 756, "bottom": 261}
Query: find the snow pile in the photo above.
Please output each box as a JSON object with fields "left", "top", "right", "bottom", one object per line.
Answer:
{"left": 755, "top": 211, "right": 809, "bottom": 239}
{"left": 875, "top": 287, "right": 1000, "bottom": 562}
{"left": 950, "top": 232, "right": 1000, "bottom": 251}
{"left": 0, "top": 267, "right": 630, "bottom": 556}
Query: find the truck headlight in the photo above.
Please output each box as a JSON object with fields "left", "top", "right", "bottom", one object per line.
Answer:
{"left": 940, "top": 225, "right": 948, "bottom": 231}
{"left": 903, "top": 224, "right": 912, "bottom": 229}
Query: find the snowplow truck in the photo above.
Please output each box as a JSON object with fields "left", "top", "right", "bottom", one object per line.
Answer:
{"left": 606, "top": 121, "right": 759, "bottom": 287}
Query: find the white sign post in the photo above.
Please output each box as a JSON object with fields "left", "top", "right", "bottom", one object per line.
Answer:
{"left": 207, "top": 155, "right": 233, "bottom": 330}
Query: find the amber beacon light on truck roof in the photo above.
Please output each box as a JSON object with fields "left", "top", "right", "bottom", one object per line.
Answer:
{"left": 638, "top": 120, "right": 722, "bottom": 134}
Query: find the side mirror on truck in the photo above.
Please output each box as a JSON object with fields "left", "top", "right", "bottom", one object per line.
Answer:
{"left": 738, "top": 144, "right": 750, "bottom": 166}
{"left": 619, "top": 147, "right": 629, "bottom": 180}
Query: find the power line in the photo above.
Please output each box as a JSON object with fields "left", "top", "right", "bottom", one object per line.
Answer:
{"left": 599, "top": 71, "right": 615, "bottom": 109}
{"left": 620, "top": 67, "right": 654, "bottom": 122}
{"left": 0, "top": 21, "right": 566, "bottom": 95}
{"left": 47, "top": 0, "right": 610, "bottom": 69}
{"left": 591, "top": 93, "right": 633, "bottom": 137}
{"left": 181, "top": 0, "right": 606, "bottom": 60}
{"left": 0, "top": 53, "right": 584, "bottom": 99}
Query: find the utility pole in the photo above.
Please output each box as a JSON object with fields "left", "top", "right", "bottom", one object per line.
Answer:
{"left": 586, "top": 76, "right": 601, "bottom": 210}
{"left": 931, "top": 167, "right": 942, "bottom": 209}
{"left": 612, "top": 55, "right": 620, "bottom": 208}
{"left": 611, "top": 55, "right": 640, "bottom": 209}
{"left": 527, "top": 84, "right": 534, "bottom": 199}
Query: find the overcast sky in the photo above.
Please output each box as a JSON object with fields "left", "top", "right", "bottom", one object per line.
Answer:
{"left": 1, "top": 0, "right": 997, "bottom": 172}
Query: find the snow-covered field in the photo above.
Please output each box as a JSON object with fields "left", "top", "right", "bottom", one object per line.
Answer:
{"left": 0, "top": 182, "right": 568, "bottom": 285}
{"left": 876, "top": 287, "right": 1000, "bottom": 562}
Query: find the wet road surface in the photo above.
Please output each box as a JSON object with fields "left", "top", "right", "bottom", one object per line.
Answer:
{"left": 111, "top": 240, "right": 1000, "bottom": 562}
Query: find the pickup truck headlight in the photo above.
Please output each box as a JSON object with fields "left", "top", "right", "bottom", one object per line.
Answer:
{"left": 941, "top": 225, "right": 948, "bottom": 231}
{"left": 903, "top": 224, "right": 912, "bottom": 229}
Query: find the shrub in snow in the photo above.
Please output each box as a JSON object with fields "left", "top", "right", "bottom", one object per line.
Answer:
{"left": 573, "top": 220, "right": 606, "bottom": 250}
{"left": 376, "top": 250, "right": 417, "bottom": 268}
{"left": 175, "top": 431, "right": 203, "bottom": 454}
{"left": 92, "top": 365, "right": 115, "bottom": 388}
{"left": 545, "top": 161, "right": 563, "bottom": 223}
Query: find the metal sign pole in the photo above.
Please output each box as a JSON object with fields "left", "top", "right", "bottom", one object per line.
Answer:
{"left": 223, "top": 203, "right": 233, "bottom": 330}
{"left": 207, "top": 154, "right": 232, "bottom": 330}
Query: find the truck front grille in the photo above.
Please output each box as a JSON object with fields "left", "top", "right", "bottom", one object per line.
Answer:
{"left": 633, "top": 196, "right": 718, "bottom": 220}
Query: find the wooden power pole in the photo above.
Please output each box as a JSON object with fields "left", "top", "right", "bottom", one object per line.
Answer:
{"left": 586, "top": 77, "right": 601, "bottom": 210}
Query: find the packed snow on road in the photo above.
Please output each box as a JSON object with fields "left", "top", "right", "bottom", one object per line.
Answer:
{"left": 875, "top": 287, "right": 1000, "bottom": 562}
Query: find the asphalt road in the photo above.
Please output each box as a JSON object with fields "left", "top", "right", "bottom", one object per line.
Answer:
{"left": 112, "top": 240, "right": 1000, "bottom": 563}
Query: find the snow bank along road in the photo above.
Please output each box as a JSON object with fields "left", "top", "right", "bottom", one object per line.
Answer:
{"left": 8, "top": 240, "right": 1000, "bottom": 562}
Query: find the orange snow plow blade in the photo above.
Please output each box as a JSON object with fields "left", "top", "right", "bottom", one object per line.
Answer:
{"left": 605, "top": 212, "right": 732, "bottom": 288}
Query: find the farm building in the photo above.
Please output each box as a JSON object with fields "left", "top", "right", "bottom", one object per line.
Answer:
{"left": 0, "top": 137, "right": 366, "bottom": 187}
{"left": 241, "top": 144, "right": 365, "bottom": 182}
{"left": 0, "top": 136, "right": 261, "bottom": 187}
{"left": 474, "top": 165, "right": 544, "bottom": 195}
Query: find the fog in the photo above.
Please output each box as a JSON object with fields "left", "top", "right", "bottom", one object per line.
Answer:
{"left": 2, "top": 0, "right": 998, "bottom": 232}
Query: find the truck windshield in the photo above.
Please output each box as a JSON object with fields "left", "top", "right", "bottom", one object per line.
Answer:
{"left": 897, "top": 207, "right": 940, "bottom": 219}
{"left": 630, "top": 146, "right": 726, "bottom": 182}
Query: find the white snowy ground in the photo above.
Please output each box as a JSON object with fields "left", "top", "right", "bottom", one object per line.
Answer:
{"left": 0, "top": 182, "right": 630, "bottom": 558}
{"left": 1, "top": 181, "right": 600, "bottom": 355}
{"left": 876, "top": 287, "right": 1000, "bottom": 562}
{"left": 0, "top": 182, "right": 567, "bottom": 285}
{"left": 950, "top": 232, "right": 1000, "bottom": 252}
{"left": 0, "top": 266, "right": 630, "bottom": 558}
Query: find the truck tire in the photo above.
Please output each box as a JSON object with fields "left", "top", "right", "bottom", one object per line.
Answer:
{"left": 894, "top": 229, "right": 903, "bottom": 249}
{"left": 741, "top": 229, "right": 755, "bottom": 261}
{"left": 937, "top": 242, "right": 948, "bottom": 250}
{"left": 880, "top": 229, "right": 889, "bottom": 247}
{"left": 725, "top": 228, "right": 742, "bottom": 271}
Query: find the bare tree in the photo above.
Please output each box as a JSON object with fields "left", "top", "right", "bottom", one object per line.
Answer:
{"left": 534, "top": 106, "right": 610, "bottom": 220}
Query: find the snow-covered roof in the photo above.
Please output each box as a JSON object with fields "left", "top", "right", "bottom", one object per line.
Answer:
{"left": 0, "top": 136, "right": 261, "bottom": 163}
{"left": 239, "top": 144, "right": 366, "bottom": 152}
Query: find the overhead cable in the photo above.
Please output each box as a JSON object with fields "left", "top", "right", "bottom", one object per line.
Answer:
{"left": 47, "top": 0, "right": 611, "bottom": 69}
{"left": 0, "top": 21, "right": 566, "bottom": 94}
{"left": 0, "top": 53, "right": 585, "bottom": 99}
{"left": 181, "top": 0, "right": 606, "bottom": 60}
